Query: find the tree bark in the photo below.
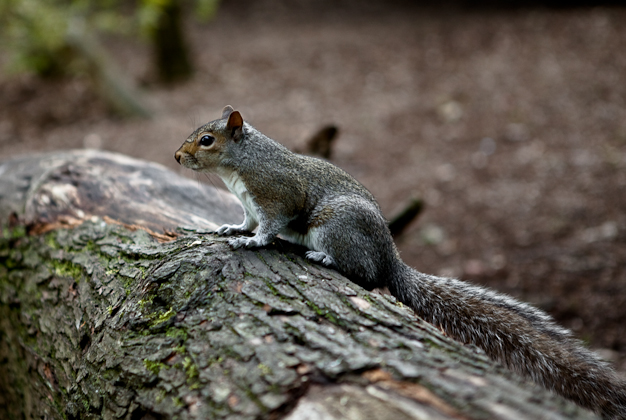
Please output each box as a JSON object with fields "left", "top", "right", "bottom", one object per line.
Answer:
{"left": 0, "top": 150, "right": 597, "bottom": 420}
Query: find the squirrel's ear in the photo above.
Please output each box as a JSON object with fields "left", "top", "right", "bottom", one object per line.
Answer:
{"left": 226, "top": 110, "right": 244, "bottom": 142}
{"left": 221, "top": 105, "right": 234, "bottom": 119}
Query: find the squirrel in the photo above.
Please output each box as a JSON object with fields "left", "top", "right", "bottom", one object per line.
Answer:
{"left": 175, "top": 106, "right": 626, "bottom": 419}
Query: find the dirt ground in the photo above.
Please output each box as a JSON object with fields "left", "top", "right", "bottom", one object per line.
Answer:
{"left": 1, "top": 1, "right": 625, "bottom": 372}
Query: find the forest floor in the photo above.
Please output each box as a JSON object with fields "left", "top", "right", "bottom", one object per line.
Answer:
{"left": 1, "top": 0, "right": 626, "bottom": 373}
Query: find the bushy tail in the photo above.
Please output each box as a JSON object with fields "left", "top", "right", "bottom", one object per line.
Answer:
{"left": 388, "top": 263, "right": 626, "bottom": 419}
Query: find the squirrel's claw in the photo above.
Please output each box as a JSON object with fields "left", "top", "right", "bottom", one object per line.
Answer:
{"left": 217, "top": 225, "right": 233, "bottom": 236}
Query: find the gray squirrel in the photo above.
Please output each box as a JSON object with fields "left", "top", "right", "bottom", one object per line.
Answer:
{"left": 175, "top": 106, "right": 626, "bottom": 419}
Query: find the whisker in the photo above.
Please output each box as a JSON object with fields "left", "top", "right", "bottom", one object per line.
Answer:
{"left": 202, "top": 173, "right": 228, "bottom": 204}
{"left": 189, "top": 112, "right": 201, "bottom": 132}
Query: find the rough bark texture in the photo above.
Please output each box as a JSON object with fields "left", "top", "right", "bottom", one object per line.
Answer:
{"left": 0, "top": 150, "right": 597, "bottom": 420}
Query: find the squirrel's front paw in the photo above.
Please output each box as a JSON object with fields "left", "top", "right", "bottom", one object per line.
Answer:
{"left": 228, "top": 236, "right": 264, "bottom": 249}
{"left": 217, "top": 224, "right": 246, "bottom": 236}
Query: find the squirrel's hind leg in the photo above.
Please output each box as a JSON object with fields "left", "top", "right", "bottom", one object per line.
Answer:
{"left": 305, "top": 250, "right": 336, "bottom": 267}
{"left": 279, "top": 225, "right": 337, "bottom": 267}
{"left": 303, "top": 198, "right": 393, "bottom": 290}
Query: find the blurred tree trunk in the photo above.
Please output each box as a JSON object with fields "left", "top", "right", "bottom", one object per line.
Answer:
{"left": 153, "top": 0, "right": 193, "bottom": 84}
{"left": 66, "top": 20, "right": 153, "bottom": 118}
{"left": 0, "top": 151, "right": 597, "bottom": 420}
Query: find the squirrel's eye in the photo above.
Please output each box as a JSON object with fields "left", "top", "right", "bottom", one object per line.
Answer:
{"left": 199, "top": 135, "right": 215, "bottom": 147}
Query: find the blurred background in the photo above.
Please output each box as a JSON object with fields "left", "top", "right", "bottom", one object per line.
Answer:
{"left": 1, "top": 0, "right": 625, "bottom": 372}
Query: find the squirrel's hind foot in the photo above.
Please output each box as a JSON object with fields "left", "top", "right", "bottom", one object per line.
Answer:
{"left": 305, "top": 251, "right": 336, "bottom": 267}
{"left": 228, "top": 235, "right": 271, "bottom": 249}
{"left": 217, "top": 223, "right": 251, "bottom": 236}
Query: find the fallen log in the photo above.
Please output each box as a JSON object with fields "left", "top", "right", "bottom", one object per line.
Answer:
{"left": 0, "top": 150, "right": 596, "bottom": 420}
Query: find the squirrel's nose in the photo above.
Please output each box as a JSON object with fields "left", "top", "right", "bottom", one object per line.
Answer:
{"left": 175, "top": 151, "right": 182, "bottom": 164}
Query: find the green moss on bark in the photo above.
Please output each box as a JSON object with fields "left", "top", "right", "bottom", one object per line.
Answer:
{"left": 0, "top": 219, "right": 597, "bottom": 420}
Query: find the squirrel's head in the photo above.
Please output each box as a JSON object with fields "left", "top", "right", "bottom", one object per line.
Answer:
{"left": 175, "top": 105, "right": 244, "bottom": 172}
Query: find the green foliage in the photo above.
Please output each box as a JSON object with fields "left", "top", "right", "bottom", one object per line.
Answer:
{"left": 195, "top": 0, "right": 219, "bottom": 21}
{"left": 0, "top": 0, "right": 220, "bottom": 76}
{"left": 138, "top": 0, "right": 170, "bottom": 38}
{"left": 138, "top": 0, "right": 220, "bottom": 39}
{"left": 0, "top": 0, "right": 66, "bottom": 74}
{"left": 0, "top": 0, "right": 125, "bottom": 75}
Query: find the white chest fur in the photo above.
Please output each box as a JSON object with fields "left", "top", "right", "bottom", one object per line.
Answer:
{"left": 219, "top": 169, "right": 259, "bottom": 223}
